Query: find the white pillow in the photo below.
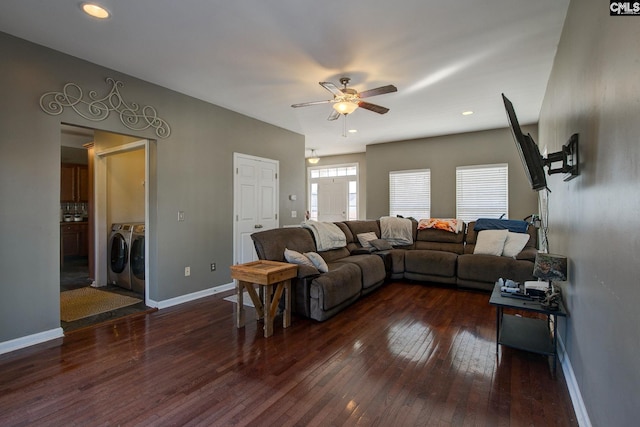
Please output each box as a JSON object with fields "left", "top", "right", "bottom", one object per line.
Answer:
{"left": 473, "top": 229, "right": 509, "bottom": 256}
{"left": 304, "top": 251, "right": 329, "bottom": 273}
{"left": 284, "top": 248, "right": 314, "bottom": 267}
{"left": 357, "top": 232, "right": 378, "bottom": 248}
{"left": 502, "top": 232, "right": 530, "bottom": 258}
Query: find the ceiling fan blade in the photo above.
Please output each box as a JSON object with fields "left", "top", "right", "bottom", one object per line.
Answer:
{"left": 291, "top": 100, "right": 333, "bottom": 108}
{"left": 358, "top": 85, "right": 398, "bottom": 99}
{"left": 358, "top": 101, "right": 390, "bottom": 114}
{"left": 327, "top": 109, "right": 341, "bottom": 121}
{"left": 319, "top": 81, "right": 345, "bottom": 97}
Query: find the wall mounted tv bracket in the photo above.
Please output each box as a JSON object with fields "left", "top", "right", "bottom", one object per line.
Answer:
{"left": 543, "top": 133, "right": 579, "bottom": 181}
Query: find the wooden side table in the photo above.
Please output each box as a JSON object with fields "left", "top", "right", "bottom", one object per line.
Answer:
{"left": 230, "top": 260, "right": 297, "bottom": 337}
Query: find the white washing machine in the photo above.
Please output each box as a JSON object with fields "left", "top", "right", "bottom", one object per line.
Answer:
{"left": 108, "top": 223, "right": 135, "bottom": 289}
{"left": 130, "top": 223, "right": 145, "bottom": 295}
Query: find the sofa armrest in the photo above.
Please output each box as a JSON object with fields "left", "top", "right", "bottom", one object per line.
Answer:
{"left": 351, "top": 247, "right": 377, "bottom": 255}
{"left": 296, "top": 264, "right": 322, "bottom": 279}
{"left": 516, "top": 247, "right": 538, "bottom": 261}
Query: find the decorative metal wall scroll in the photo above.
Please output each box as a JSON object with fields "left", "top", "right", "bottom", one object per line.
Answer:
{"left": 40, "top": 77, "right": 171, "bottom": 138}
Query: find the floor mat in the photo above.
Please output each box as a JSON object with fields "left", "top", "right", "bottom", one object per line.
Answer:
{"left": 60, "top": 287, "right": 142, "bottom": 322}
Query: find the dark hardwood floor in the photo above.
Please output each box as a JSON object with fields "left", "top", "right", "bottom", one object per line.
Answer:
{"left": 0, "top": 282, "right": 577, "bottom": 426}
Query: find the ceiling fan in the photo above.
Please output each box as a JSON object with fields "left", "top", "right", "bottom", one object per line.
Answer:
{"left": 291, "top": 77, "right": 397, "bottom": 121}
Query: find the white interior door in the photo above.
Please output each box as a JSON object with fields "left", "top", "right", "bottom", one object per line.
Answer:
{"left": 318, "top": 178, "right": 348, "bottom": 222}
{"left": 234, "top": 153, "right": 279, "bottom": 265}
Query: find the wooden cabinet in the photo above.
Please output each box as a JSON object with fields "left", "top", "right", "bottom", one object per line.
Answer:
{"left": 61, "top": 163, "right": 89, "bottom": 202}
{"left": 61, "top": 223, "right": 88, "bottom": 258}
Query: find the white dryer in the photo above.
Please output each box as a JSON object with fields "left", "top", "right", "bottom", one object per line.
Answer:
{"left": 130, "top": 223, "right": 145, "bottom": 295}
{"left": 108, "top": 223, "right": 135, "bottom": 289}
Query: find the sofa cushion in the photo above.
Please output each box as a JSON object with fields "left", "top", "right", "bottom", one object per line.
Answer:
{"left": 415, "top": 226, "right": 465, "bottom": 254}
{"left": 335, "top": 222, "right": 357, "bottom": 252}
{"left": 344, "top": 220, "right": 381, "bottom": 241}
{"left": 252, "top": 227, "right": 316, "bottom": 262}
{"left": 337, "top": 254, "right": 386, "bottom": 289}
{"left": 466, "top": 221, "right": 537, "bottom": 255}
{"left": 370, "top": 239, "right": 393, "bottom": 251}
{"left": 309, "top": 262, "right": 361, "bottom": 310}
{"left": 457, "top": 253, "right": 535, "bottom": 284}
{"left": 473, "top": 230, "right": 509, "bottom": 256}
{"left": 405, "top": 250, "right": 458, "bottom": 278}
{"left": 318, "top": 246, "right": 352, "bottom": 263}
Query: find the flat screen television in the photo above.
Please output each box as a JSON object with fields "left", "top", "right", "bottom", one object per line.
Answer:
{"left": 502, "top": 94, "right": 548, "bottom": 191}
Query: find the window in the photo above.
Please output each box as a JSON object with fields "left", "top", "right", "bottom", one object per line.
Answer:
{"left": 456, "top": 164, "right": 508, "bottom": 222}
{"left": 348, "top": 180, "right": 357, "bottom": 220}
{"left": 309, "top": 182, "right": 318, "bottom": 221}
{"left": 389, "top": 169, "right": 430, "bottom": 219}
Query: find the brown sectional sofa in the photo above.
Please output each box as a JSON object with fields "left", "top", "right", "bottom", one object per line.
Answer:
{"left": 251, "top": 219, "right": 537, "bottom": 322}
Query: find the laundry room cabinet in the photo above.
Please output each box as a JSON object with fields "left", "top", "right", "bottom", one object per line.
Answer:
{"left": 61, "top": 163, "right": 89, "bottom": 203}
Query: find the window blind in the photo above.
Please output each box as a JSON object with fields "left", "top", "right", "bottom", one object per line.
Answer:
{"left": 456, "top": 164, "right": 508, "bottom": 222}
{"left": 389, "top": 169, "right": 430, "bottom": 219}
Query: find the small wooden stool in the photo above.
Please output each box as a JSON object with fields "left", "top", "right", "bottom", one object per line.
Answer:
{"left": 230, "top": 260, "right": 297, "bottom": 337}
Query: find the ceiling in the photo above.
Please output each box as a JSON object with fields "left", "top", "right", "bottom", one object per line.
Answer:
{"left": 0, "top": 0, "right": 569, "bottom": 157}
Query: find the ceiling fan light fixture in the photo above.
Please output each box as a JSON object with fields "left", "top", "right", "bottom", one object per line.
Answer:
{"left": 308, "top": 149, "right": 320, "bottom": 164}
{"left": 332, "top": 101, "right": 358, "bottom": 115}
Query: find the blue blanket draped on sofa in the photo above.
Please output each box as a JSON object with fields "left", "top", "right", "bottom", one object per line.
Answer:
{"left": 474, "top": 218, "right": 528, "bottom": 233}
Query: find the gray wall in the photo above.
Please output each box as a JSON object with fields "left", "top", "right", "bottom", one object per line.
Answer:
{"left": 366, "top": 127, "right": 539, "bottom": 221}
{"left": 0, "top": 32, "right": 305, "bottom": 343}
{"left": 539, "top": 0, "right": 640, "bottom": 425}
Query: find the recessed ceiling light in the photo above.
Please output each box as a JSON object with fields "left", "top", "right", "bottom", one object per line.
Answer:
{"left": 81, "top": 3, "right": 110, "bottom": 19}
{"left": 348, "top": 129, "right": 358, "bottom": 133}
{"left": 462, "top": 111, "right": 474, "bottom": 116}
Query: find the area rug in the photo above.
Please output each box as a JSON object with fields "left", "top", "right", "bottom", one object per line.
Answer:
{"left": 223, "top": 292, "right": 255, "bottom": 308}
{"left": 60, "top": 287, "right": 142, "bottom": 322}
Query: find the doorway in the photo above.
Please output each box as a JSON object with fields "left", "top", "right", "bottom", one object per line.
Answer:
{"left": 308, "top": 163, "right": 359, "bottom": 222}
{"left": 60, "top": 125, "right": 154, "bottom": 332}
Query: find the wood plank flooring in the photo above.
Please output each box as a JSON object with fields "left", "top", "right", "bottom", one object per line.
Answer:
{"left": 0, "top": 282, "right": 577, "bottom": 426}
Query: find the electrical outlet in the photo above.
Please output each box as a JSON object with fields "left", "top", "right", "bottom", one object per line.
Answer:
{"left": 291, "top": 210, "right": 297, "bottom": 218}
{"left": 210, "top": 263, "right": 216, "bottom": 271}
{"left": 184, "top": 266, "right": 190, "bottom": 276}
{"left": 178, "top": 211, "right": 185, "bottom": 222}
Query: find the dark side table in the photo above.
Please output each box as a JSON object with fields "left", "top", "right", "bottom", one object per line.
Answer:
{"left": 489, "top": 283, "right": 567, "bottom": 376}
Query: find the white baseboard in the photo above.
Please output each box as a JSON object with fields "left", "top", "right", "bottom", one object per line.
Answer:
{"left": 0, "top": 327, "right": 64, "bottom": 356}
{"left": 148, "top": 282, "right": 235, "bottom": 309}
{"left": 558, "top": 335, "right": 592, "bottom": 427}
{"left": 0, "top": 283, "right": 235, "bottom": 355}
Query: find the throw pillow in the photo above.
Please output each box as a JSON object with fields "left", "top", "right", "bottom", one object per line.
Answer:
{"left": 370, "top": 239, "right": 393, "bottom": 251}
{"left": 284, "top": 248, "right": 314, "bottom": 268}
{"left": 304, "top": 251, "right": 329, "bottom": 273}
{"left": 357, "top": 232, "right": 378, "bottom": 248}
{"left": 501, "top": 232, "right": 530, "bottom": 258}
{"left": 473, "top": 229, "right": 509, "bottom": 256}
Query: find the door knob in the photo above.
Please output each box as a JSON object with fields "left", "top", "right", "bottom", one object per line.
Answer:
{"left": 254, "top": 224, "right": 263, "bottom": 229}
